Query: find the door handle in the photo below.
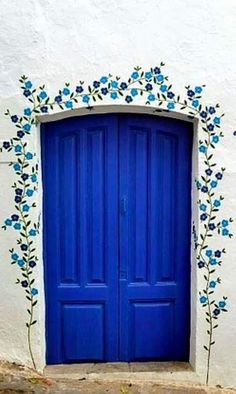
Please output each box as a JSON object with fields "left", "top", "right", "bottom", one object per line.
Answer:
{"left": 120, "top": 196, "right": 127, "bottom": 215}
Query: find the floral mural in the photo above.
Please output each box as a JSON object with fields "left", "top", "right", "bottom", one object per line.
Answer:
{"left": 0, "top": 63, "right": 233, "bottom": 384}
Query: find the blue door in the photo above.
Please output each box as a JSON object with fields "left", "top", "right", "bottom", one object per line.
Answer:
{"left": 42, "top": 114, "right": 192, "bottom": 364}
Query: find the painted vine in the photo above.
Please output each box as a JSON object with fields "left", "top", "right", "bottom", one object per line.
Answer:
{"left": 0, "top": 63, "right": 233, "bottom": 383}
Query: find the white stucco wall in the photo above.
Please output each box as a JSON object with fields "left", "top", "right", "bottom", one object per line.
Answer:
{"left": 0, "top": 0, "right": 236, "bottom": 387}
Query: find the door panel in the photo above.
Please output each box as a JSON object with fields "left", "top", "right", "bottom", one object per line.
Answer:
{"left": 42, "top": 115, "right": 119, "bottom": 363}
{"left": 119, "top": 115, "right": 192, "bottom": 361}
{"left": 42, "top": 113, "right": 192, "bottom": 364}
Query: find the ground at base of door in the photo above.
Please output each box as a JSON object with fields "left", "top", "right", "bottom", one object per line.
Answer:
{"left": 0, "top": 362, "right": 236, "bottom": 394}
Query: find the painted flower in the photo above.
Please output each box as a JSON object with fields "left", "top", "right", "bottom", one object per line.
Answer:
{"left": 17, "top": 131, "right": 25, "bottom": 138}
{"left": 5, "top": 219, "right": 12, "bottom": 226}
{"left": 21, "top": 280, "right": 28, "bottom": 288}
{"left": 29, "top": 229, "right": 37, "bottom": 236}
{"left": 23, "top": 124, "right": 31, "bottom": 132}
{"left": 167, "top": 102, "right": 175, "bottom": 110}
{"left": 17, "top": 260, "right": 25, "bottom": 267}
{"left": 222, "top": 228, "right": 229, "bottom": 236}
{"left": 145, "top": 71, "right": 152, "bottom": 80}
{"left": 23, "top": 89, "right": 31, "bottom": 97}
{"left": 187, "top": 90, "right": 195, "bottom": 97}
{"left": 215, "top": 250, "right": 221, "bottom": 258}
{"left": 157, "top": 74, "right": 164, "bottom": 82}
{"left": 209, "top": 223, "right": 216, "bottom": 230}
{"left": 15, "top": 188, "right": 23, "bottom": 196}
{"left": 55, "top": 95, "right": 62, "bottom": 103}
{"left": 20, "top": 244, "right": 28, "bottom": 251}
{"left": 100, "top": 76, "right": 108, "bottom": 84}
{"left": 200, "top": 204, "right": 207, "bottom": 211}
{"left": 131, "top": 88, "right": 138, "bottom": 97}
{"left": 199, "top": 145, "right": 207, "bottom": 153}
{"left": 22, "top": 204, "right": 30, "bottom": 212}
{"left": 111, "top": 81, "right": 118, "bottom": 88}
{"left": 222, "top": 220, "right": 229, "bottom": 227}
{"left": 200, "top": 111, "right": 207, "bottom": 118}
{"left": 200, "top": 296, "right": 207, "bottom": 304}
{"left": 65, "top": 101, "right": 73, "bottom": 109}
{"left": 76, "top": 86, "right": 83, "bottom": 93}
{"left": 212, "top": 135, "right": 219, "bottom": 144}
{"left": 201, "top": 186, "right": 208, "bottom": 193}
{"left": 213, "top": 308, "right": 221, "bottom": 316}
{"left": 213, "top": 117, "right": 221, "bottom": 125}
{"left": 145, "top": 83, "right": 153, "bottom": 91}
{"left": 207, "top": 124, "right": 214, "bottom": 131}
{"left": 3, "top": 141, "right": 10, "bottom": 149}
{"left": 125, "top": 95, "right": 133, "bottom": 103}
{"left": 148, "top": 94, "right": 156, "bottom": 101}
{"left": 26, "top": 189, "right": 34, "bottom": 197}
{"left": 15, "top": 145, "right": 22, "bottom": 153}
{"left": 41, "top": 106, "right": 48, "bottom": 113}
{"left": 11, "top": 214, "right": 19, "bottom": 221}
{"left": 11, "top": 115, "right": 19, "bottom": 123}
{"left": 167, "top": 91, "right": 175, "bottom": 99}
{"left": 11, "top": 253, "right": 19, "bottom": 261}
{"left": 93, "top": 81, "right": 100, "bottom": 88}
{"left": 206, "top": 249, "right": 213, "bottom": 257}
{"left": 82, "top": 95, "right": 90, "bottom": 104}
{"left": 25, "top": 152, "right": 33, "bottom": 160}
{"left": 120, "top": 82, "right": 128, "bottom": 90}
{"left": 62, "top": 88, "right": 70, "bottom": 96}
{"left": 31, "top": 288, "right": 38, "bottom": 296}
{"left": 14, "top": 223, "right": 21, "bottom": 230}
{"left": 209, "top": 281, "right": 217, "bottom": 288}
{"left": 210, "top": 259, "right": 217, "bottom": 266}
{"left": 13, "top": 163, "right": 21, "bottom": 171}
{"left": 195, "top": 86, "right": 202, "bottom": 94}
{"left": 22, "top": 174, "right": 29, "bottom": 181}
{"left": 209, "top": 106, "right": 216, "bottom": 114}
{"left": 198, "top": 261, "right": 205, "bottom": 269}
{"left": 131, "top": 71, "right": 139, "bottom": 79}
{"left": 200, "top": 213, "right": 207, "bottom": 221}
{"left": 101, "top": 87, "right": 108, "bottom": 95}
{"left": 213, "top": 200, "right": 221, "bottom": 207}
{"left": 210, "top": 180, "right": 217, "bottom": 188}
{"left": 29, "top": 260, "right": 36, "bottom": 268}
{"left": 215, "top": 172, "right": 223, "bottom": 180}
{"left": 192, "top": 100, "right": 199, "bottom": 108}
{"left": 154, "top": 66, "right": 161, "bottom": 74}
{"left": 24, "top": 108, "right": 32, "bottom": 116}
{"left": 160, "top": 85, "right": 168, "bottom": 92}
{"left": 205, "top": 168, "right": 212, "bottom": 176}
{"left": 31, "top": 174, "right": 37, "bottom": 182}
{"left": 25, "top": 81, "right": 32, "bottom": 89}
{"left": 111, "top": 92, "right": 118, "bottom": 100}
{"left": 219, "top": 301, "right": 226, "bottom": 308}
{"left": 39, "top": 91, "right": 47, "bottom": 100}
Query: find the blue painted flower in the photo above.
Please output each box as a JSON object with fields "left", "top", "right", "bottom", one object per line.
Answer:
{"left": 213, "top": 117, "right": 221, "bottom": 125}
{"left": 200, "top": 296, "right": 207, "bottom": 304}
{"left": 213, "top": 200, "right": 221, "bottom": 207}
{"left": 213, "top": 308, "right": 221, "bottom": 316}
{"left": 17, "top": 260, "right": 25, "bottom": 267}
{"left": 200, "top": 213, "right": 207, "bottom": 221}
{"left": 167, "top": 91, "right": 175, "bottom": 99}
{"left": 222, "top": 228, "right": 229, "bottom": 236}
{"left": 145, "top": 83, "right": 153, "bottom": 91}
{"left": 148, "top": 94, "right": 156, "bottom": 101}
{"left": 15, "top": 196, "right": 21, "bottom": 203}
{"left": 199, "top": 145, "right": 207, "bottom": 153}
{"left": 160, "top": 85, "right": 168, "bottom": 92}
{"left": 15, "top": 188, "right": 23, "bottom": 195}
{"left": 210, "top": 180, "right": 217, "bottom": 188}
{"left": 29, "top": 229, "right": 37, "bottom": 236}
{"left": 23, "top": 89, "right": 31, "bottom": 97}
{"left": 93, "top": 81, "right": 100, "bottom": 88}
{"left": 23, "top": 124, "right": 31, "bottom": 132}
{"left": 29, "top": 260, "right": 36, "bottom": 268}
{"left": 195, "top": 86, "right": 202, "bottom": 94}
{"left": 206, "top": 249, "right": 213, "bottom": 257}
{"left": 209, "top": 280, "right": 217, "bottom": 288}
{"left": 20, "top": 244, "right": 28, "bottom": 251}
{"left": 209, "top": 106, "right": 216, "bottom": 114}
{"left": 216, "top": 172, "right": 223, "bottom": 180}
{"left": 11, "top": 115, "right": 19, "bottom": 123}
{"left": 201, "top": 186, "right": 208, "bottom": 193}
{"left": 210, "top": 259, "right": 217, "bottom": 266}
{"left": 15, "top": 145, "right": 22, "bottom": 153}
{"left": 192, "top": 100, "right": 199, "bottom": 108}
{"left": 207, "top": 124, "right": 214, "bottom": 131}
{"left": 31, "top": 174, "right": 37, "bottom": 182}
{"left": 209, "top": 223, "right": 216, "bottom": 230}
{"left": 187, "top": 90, "right": 195, "bottom": 97}
{"left": 76, "top": 86, "right": 83, "bottom": 93}
{"left": 25, "top": 81, "right": 32, "bottom": 89}
{"left": 125, "top": 95, "right": 133, "bottom": 103}
{"left": 131, "top": 88, "right": 138, "bottom": 97}
{"left": 25, "top": 152, "right": 33, "bottom": 160}
{"left": 14, "top": 223, "right": 21, "bottom": 230}
{"left": 21, "top": 280, "right": 28, "bottom": 288}
{"left": 200, "top": 111, "right": 207, "bottom": 118}
{"left": 82, "top": 95, "right": 90, "bottom": 104}
{"left": 205, "top": 168, "right": 212, "bottom": 176}
{"left": 3, "top": 141, "right": 10, "bottom": 149}
{"left": 200, "top": 204, "right": 207, "bottom": 211}
{"left": 219, "top": 301, "right": 226, "bottom": 308}
{"left": 31, "top": 288, "right": 38, "bottom": 296}
{"left": 17, "top": 131, "right": 25, "bottom": 138}
{"left": 212, "top": 135, "right": 219, "bottom": 143}
{"left": 55, "top": 95, "right": 62, "bottom": 103}
{"left": 154, "top": 66, "right": 161, "bottom": 74}
{"left": 26, "top": 189, "right": 34, "bottom": 197}
{"left": 65, "top": 101, "right": 73, "bottom": 109}
{"left": 41, "top": 106, "right": 48, "bottom": 113}
{"left": 101, "top": 87, "right": 108, "bottom": 95}
{"left": 13, "top": 163, "right": 21, "bottom": 172}
{"left": 222, "top": 220, "right": 229, "bottom": 227}
{"left": 167, "top": 102, "right": 175, "bottom": 110}
{"left": 198, "top": 261, "right": 205, "bottom": 269}
{"left": 131, "top": 71, "right": 139, "bottom": 79}
{"left": 5, "top": 219, "right": 12, "bottom": 226}
{"left": 100, "top": 76, "right": 108, "bottom": 84}
{"left": 11, "top": 214, "right": 19, "bottom": 221}
{"left": 63, "top": 87, "right": 70, "bottom": 96}
{"left": 120, "top": 82, "right": 128, "bottom": 90}
{"left": 234, "top": 130, "right": 236, "bottom": 136}
{"left": 22, "top": 174, "right": 29, "bottom": 181}
{"left": 11, "top": 253, "right": 19, "bottom": 261}
{"left": 39, "top": 91, "right": 47, "bottom": 100}
{"left": 145, "top": 71, "right": 152, "bottom": 80}
{"left": 22, "top": 204, "right": 30, "bottom": 212}
{"left": 24, "top": 108, "right": 32, "bottom": 116}
{"left": 111, "top": 81, "right": 118, "bottom": 88}
{"left": 111, "top": 92, "right": 118, "bottom": 100}
{"left": 215, "top": 250, "right": 221, "bottom": 258}
{"left": 157, "top": 74, "right": 164, "bottom": 82}
{"left": 196, "top": 181, "right": 201, "bottom": 189}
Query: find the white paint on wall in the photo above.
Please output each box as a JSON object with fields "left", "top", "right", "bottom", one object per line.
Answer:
{"left": 0, "top": 0, "right": 236, "bottom": 387}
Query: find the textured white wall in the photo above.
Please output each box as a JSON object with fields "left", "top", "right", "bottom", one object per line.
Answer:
{"left": 0, "top": 0, "right": 236, "bottom": 387}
